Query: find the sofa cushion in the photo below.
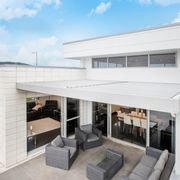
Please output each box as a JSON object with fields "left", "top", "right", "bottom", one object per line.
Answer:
{"left": 51, "top": 135, "right": 64, "bottom": 148}
{"left": 87, "top": 133, "right": 99, "bottom": 142}
{"left": 64, "top": 146, "right": 76, "bottom": 158}
{"left": 148, "top": 169, "right": 161, "bottom": 180}
{"left": 80, "top": 124, "right": 92, "bottom": 134}
{"left": 132, "top": 163, "right": 152, "bottom": 179}
{"left": 140, "top": 155, "right": 157, "bottom": 168}
{"left": 129, "top": 173, "right": 145, "bottom": 180}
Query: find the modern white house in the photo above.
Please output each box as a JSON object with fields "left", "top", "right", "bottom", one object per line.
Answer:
{"left": 0, "top": 23, "right": 180, "bottom": 179}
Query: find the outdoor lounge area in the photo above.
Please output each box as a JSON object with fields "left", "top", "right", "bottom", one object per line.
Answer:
{"left": 0, "top": 139, "right": 144, "bottom": 180}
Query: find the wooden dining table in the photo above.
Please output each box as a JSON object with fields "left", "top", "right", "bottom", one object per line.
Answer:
{"left": 117, "top": 112, "right": 157, "bottom": 129}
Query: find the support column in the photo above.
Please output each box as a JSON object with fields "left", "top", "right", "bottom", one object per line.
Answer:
{"left": 146, "top": 110, "right": 150, "bottom": 147}
{"left": 107, "top": 104, "right": 111, "bottom": 137}
{"left": 61, "top": 97, "right": 67, "bottom": 138}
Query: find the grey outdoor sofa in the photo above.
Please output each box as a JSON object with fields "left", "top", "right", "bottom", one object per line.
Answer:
{"left": 121, "top": 147, "right": 175, "bottom": 180}
{"left": 87, "top": 149, "right": 124, "bottom": 180}
{"left": 75, "top": 124, "right": 103, "bottom": 150}
{"left": 45, "top": 135, "right": 79, "bottom": 170}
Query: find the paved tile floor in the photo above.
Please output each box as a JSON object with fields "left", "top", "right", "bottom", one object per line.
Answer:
{"left": 0, "top": 139, "right": 144, "bottom": 180}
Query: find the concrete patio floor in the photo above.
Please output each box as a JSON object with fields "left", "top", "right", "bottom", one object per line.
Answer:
{"left": 0, "top": 139, "right": 144, "bottom": 180}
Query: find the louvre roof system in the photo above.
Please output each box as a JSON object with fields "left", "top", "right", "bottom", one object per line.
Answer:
{"left": 17, "top": 80, "right": 180, "bottom": 114}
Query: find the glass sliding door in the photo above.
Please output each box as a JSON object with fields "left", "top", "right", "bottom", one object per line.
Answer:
{"left": 66, "top": 98, "right": 80, "bottom": 137}
{"left": 93, "top": 102, "right": 107, "bottom": 136}
{"left": 149, "top": 111, "right": 175, "bottom": 153}
{"left": 111, "top": 104, "right": 146, "bottom": 147}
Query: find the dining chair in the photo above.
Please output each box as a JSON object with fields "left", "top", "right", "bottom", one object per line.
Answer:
{"left": 123, "top": 115, "right": 132, "bottom": 134}
{"left": 141, "top": 119, "right": 147, "bottom": 141}
{"left": 132, "top": 117, "right": 141, "bottom": 137}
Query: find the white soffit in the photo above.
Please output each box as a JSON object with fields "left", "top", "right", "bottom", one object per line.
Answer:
{"left": 17, "top": 80, "right": 180, "bottom": 114}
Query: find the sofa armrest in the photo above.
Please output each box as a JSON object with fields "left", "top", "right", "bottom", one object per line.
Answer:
{"left": 87, "top": 163, "right": 106, "bottom": 180}
{"left": 146, "top": 147, "right": 162, "bottom": 159}
{"left": 93, "top": 127, "right": 102, "bottom": 138}
{"left": 63, "top": 138, "right": 78, "bottom": 148}
{"left": 75, "top": 128, "right": 88, "bottom": 142}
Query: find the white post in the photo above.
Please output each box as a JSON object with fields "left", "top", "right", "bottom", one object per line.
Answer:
{"left": 61, "top": 97, "right": 67, "bottom": 137}
{"left": 146, "top": 110, "right": 150, "bottom": 147}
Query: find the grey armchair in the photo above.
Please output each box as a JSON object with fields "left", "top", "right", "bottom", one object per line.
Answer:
{"left": 87, "top": 149, "right": 124, "bottom": 180}
{"left": 75, "top": 124, "right": 103, "bottom": 150}
{"left": 45, "top": 135, "right": 79, "bottom": 170}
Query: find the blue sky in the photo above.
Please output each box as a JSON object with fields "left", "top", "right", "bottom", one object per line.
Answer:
{"left": 0, "top": 0, "right": 180, "bottom": 66}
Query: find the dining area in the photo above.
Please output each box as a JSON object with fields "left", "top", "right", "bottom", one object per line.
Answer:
{"left": 111, "top": 105, "right": 158, "bottom": 147}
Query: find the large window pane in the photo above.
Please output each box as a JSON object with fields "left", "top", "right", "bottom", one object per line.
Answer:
{"left": 92, "top": 58, "right": 107, "bottom": 68}
{"left": 150, "top": 111, "right": 175, "bottom": 153}
{"left": 111, "top": 105, "right": 146, "bottom": 147}
{"left": 127, "top": 55, "right": 148, "bottom": 67}
{"left": 108, "top": 56, "right": 126, "bottom": 68}
{"left": 150, "top": 53, "right": 176, "bottom": 67}
{"left": 93, "top": 102, "right": 107, "bottom": 136}
{"left": 67, "top": 98, "right": 79, "bottom": 119}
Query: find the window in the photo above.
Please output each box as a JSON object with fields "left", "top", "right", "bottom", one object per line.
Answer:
{"left": 92, "top": 58, "right": 107, "bottom": 68}
{"left": 108, "top": 56, "right": 126, "bottom": 68}
{"left": 127, "top": 55, "right": 148, "bottom": 67}
{"left": 150, "top": 53, "right": 176, "bottom": 67}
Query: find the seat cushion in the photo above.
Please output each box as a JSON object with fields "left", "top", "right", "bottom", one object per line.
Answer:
{"left": 64, "top": 146, "right": 76, "bottom": 158}
{"left": 129, "top": 173, "right": 145, "bottom": 180}
{"left": 140, "top": 155, "right": 157, "bottom": 168}
{"left": 87, "top": 133, "right": 99, "bottom": 142}
{"left": 51, "top": 135, "right": 64, "bottom": 148}
{"left": 80, "top": 124, "right": 92, "bottom": 134}
{"left": 132, "top": 163, "right": 152, "bottom": 179}
{"left": 97, "top": 158, "right": 116, "bottom": 171}
{"left": 148, "top": 169, "right": 161, "bottom": 180}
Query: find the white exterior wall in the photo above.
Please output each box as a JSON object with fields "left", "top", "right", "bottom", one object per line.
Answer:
{"left": 0, "top": 66, "right": 85, "bottom": 168}
{"left": 0, "top": 72, "right": 5, "bottom": 166}
{"left": 175, "top": 111, "right": 180, "bottom": 176}
{"left": 82, "top": 49, "right": 180, "bottom": 83}
{"left": 64, "top": 24, "right": 180, "bottom": 59}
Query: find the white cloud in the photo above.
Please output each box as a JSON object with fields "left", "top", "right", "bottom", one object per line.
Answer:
{"left": 138, "top": 0, "right": 180, "bottom": 6}
{"left": 0, "top": 0, "right": 61, "bottom": 20}
{"left": 88, "top": 1, "right": 112, "bottom": 16}
{"left": 17, "top": 36, "right": 62, "bottom": 65}
{"left": 172, "top": 12, "right": 180, "bottom": 23}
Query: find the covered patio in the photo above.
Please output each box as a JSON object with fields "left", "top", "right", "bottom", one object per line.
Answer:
{"left": 0, "top": 139, "right": 144, "bottom": 180}
{"left": 16, "top": 79, "right": 180, "bottom": 177}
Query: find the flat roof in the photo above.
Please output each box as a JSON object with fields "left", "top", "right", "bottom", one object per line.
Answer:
{"left": 17, "top": 80, "right": 180, "bottom": 113}
{"left": 63, "top": 23, "right": 180, "bottom": 45}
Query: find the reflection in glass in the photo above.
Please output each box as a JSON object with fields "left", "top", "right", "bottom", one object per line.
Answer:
{"left": 111, "top": 105, "right": 146, "bottom": 147}
{"left": 150, "top": 111, "right": 175, "bottom": 153}
{"left": 67, "top": 98, "right": 79, "bottom": 119}
{"left": 93, "top": 102, "right": 107, "bottom": 136}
